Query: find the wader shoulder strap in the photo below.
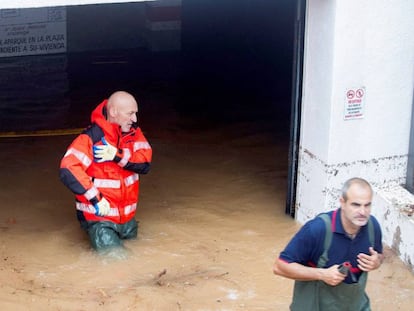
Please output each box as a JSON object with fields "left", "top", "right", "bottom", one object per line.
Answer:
{"left": 317, "top": 213, "right": 332, "bottom": 268}
{"left": 317, "top": 212, "right": 375, "bottom": 268}
{"left": 367, "top": 216, "right": 374, "bottom": 247}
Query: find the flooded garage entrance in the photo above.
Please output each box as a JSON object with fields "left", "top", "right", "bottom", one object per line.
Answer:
{"left": 0, "top": 1, "right": 413, "bottom": 310}
{"left": 0, "top": 105, "right": 413, "bottom": 309}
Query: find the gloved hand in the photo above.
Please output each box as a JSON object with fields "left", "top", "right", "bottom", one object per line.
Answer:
{"left": 93, "top": 137, "right": 117, "bottom": 162}
{"left": 94, "top": 196, "right": 111, "bottom": 216}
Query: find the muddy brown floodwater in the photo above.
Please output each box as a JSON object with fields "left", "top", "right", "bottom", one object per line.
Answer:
{"left": 0, "top": 109, "right": 414, "bottom": 311}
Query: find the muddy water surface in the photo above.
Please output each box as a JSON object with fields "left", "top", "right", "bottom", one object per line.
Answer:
{"left": 0, "top": 114, "right": 413, "bottom": 311}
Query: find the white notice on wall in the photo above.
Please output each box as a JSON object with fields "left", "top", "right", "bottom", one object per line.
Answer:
{"left": 0, "top": 7, "right": 66, "bottom": 58}
{"left": 344, "top": 87, "right": 365, "bottom": 120}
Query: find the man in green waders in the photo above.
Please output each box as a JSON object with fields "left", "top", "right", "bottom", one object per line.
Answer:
{"left": 273, "top": 177, "right": 383, "bottom": 311}
{"left": 60, "top": 91, "right": 152, "bottom": 257}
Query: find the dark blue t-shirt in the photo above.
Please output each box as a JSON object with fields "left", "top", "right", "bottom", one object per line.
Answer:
{"left": 279, "top": 208, "right": 383, "bottom": 283}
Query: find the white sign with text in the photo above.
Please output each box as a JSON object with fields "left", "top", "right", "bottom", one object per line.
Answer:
{"left": 0, "top": 7, "right": 66, "bottom": 57}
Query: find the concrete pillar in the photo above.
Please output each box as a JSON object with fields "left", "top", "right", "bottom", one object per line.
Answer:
{"left": 297, "top": 0, "right": 414, "bottom": 270}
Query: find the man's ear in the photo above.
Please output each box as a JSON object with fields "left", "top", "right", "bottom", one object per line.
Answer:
{"left": 339, "top": 196, "right": 346, "bottom": 207}
{"left": 108, "top": 106, "right": 117, "bottom": 119}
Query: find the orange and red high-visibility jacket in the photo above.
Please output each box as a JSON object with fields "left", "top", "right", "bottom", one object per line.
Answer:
{"left": 59, "top": 99, "right": 152, "bottom": 224}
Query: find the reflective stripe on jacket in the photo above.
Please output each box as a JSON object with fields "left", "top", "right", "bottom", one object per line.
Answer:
{"left": 76, "top": 202, "right": 137, "bottom": 217}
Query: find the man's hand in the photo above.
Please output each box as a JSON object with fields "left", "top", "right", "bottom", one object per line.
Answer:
{"left": 319, "top": 265, "right": 347, "bottom": 286}
{"left": 94, "top": 197, "right": 111, "bottom": 216}
{"left": 273, "top": 260, "right": 345, "bottom": 286}
{"left": 93, "top": 137, "right": 117, "bottom": 162}
{"left": 357, "top": 247, "right": 382, "bottom": 271}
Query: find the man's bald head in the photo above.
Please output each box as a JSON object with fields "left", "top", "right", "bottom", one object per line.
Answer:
{"left": 106, "top": 91, "right": 138, "bottom": 132}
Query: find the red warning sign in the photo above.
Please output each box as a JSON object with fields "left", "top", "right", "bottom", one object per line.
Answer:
{"left": 344, "top": 87, "right": 365, "bottom": 120}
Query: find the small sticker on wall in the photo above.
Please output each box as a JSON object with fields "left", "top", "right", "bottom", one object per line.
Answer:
{"left": 344, "top": 87, "right": 365, "bottom": 120}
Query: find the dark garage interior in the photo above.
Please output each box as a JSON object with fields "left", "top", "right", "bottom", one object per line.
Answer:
{"left": 0, "top": 0, "right": 296, "bottom": 134}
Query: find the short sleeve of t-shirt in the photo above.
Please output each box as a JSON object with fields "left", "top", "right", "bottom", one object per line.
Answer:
{"left": 279, "top": 216, "right": 327, "bottom": 266}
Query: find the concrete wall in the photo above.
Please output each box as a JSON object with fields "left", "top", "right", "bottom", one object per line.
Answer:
{"left": 374, "top": 186, "right": 414, "bottom": 270}
{"left": 297, "top": 0, "right": 414, "bottom": 271}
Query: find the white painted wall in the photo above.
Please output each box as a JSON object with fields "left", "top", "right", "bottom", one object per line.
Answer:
{"left": 373, "top": 186, "right": 414, "bottom": 270}
{"left": 298, "top": 0, "right": 414, "bottom": 271}
{"left": 295, "top": 0, "right": 336, "bottom": 221}
{"left": 329, "top": 1, "right": 414, "bottom": 163}
{"left": 301, "top": 0, "right": 335, "bottom": 164}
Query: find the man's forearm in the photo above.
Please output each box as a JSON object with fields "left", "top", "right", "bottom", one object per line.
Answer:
{"left": 273, "top": 258, "right": 347, "bottom": 286}
{"left": 273, "top": 259, "right": 324, "bottom": 281}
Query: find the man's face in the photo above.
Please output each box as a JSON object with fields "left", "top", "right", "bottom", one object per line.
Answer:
{"left": 340, "top": 184, "right": 372, "bottom": 228}
{"left": 114, "top": 102, "right": 138, "bottom": 132}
